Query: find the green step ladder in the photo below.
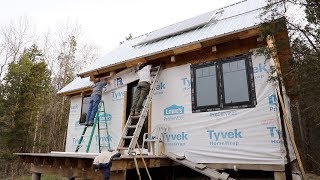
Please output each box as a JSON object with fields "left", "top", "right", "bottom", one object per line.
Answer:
{"left": 75, "top": 100, "right": 111, "bottom": 153}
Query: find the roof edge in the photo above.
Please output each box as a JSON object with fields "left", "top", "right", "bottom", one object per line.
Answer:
{"left": 79, "top": 25, "right": 261, "bottom": 78}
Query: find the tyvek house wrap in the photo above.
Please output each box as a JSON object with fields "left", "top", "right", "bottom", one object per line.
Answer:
{"left": 65, "top": 50, "right": 294, "bottom": 165}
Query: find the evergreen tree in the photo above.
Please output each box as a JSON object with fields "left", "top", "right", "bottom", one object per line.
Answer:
{"left": 2, "top": 45, "right": 50, "bottom": 153}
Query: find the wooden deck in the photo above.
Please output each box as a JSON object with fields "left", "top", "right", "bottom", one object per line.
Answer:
{"left": 16, "top": 152, "right": 172, "bottom": 179}
{"left": 15, "top": 152, "right": 287, "bottom": 180}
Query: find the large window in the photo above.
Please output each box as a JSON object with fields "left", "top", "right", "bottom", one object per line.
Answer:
{"left": 191, "top": 54, "right": 256, "bottom": 112}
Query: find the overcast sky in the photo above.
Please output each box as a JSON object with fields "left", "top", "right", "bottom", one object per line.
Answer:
{"left": 1, "top": 0, "right": 240, "bottom": 54}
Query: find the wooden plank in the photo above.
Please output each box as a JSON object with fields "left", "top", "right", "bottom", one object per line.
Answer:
{"left": 125, "top": 58, "right": 146, "bottom": 68}
{"left": 206, "top": 163, "right": 285, "bottom": 171}
{"left": 164, "top": 152, "right": 234, "bottom": 180}
{"left": 267, "top": 35, "right": 306, "bottom": 180}
{"left": 173, "top": 43, "right": 202, "bottom": 54}
{"left": 145, "top": 50, "right": 174, "bottom": 61}
{"left": 274, "top": 171, "right": 286, "bottom": 180}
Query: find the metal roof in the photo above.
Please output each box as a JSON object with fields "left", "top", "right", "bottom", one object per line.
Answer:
{"left": 58, "top": 0, "right": 273, "bottom": 95}
{"left": 57, "top": 77, "right": 92, "bottom": 95}
{"left": 79, "top": 0, "right": 268, "bottom": 76}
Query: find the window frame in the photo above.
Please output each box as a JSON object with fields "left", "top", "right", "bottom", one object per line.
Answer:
{"left": 192, "top": 61, "right": 221, "bottom": 111}
{"left": 191, "top": 54, "right": 256, "bottom": 113}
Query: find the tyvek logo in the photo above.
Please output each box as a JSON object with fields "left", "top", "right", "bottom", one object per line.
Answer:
{"left": 253, "top": 63, "right": 268, "bottom": 80}
{"left": 112, "top": 91, "right": 124, "bottom": 101}
{"left": 253, "top": 63, "right": 268, "bottom": 73}
{"left": 207, "top": 129, "right": 243, "bottom": 146}
{"left": 268, "top": 94, "right": 277, "bottom": 112}
{"left": 164, "top": 132, "right": 188, "bottom": 146}
{"left": 72, "top": 137, "right": 85, "bottom": 145}
{"left": 267, "top": 126, "right": 282, "bottom": 144}
{"left": 181, "top": 78, "right": 191, "bottom": 90}
{"left": 164, "top": 105, "right": 184, "bottom": 115}
{"left": 95, "top": 135, "right": 112, "bottom": 143}
{"left": 113, "top": 77, "right": 123, "bottom": 88}
{"left": 154, "top": 82, "right": 166, "bottom": 96}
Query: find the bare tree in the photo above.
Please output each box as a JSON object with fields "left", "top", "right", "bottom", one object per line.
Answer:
{"left": 0, "top": 17, "right": 34, "bottom": 80}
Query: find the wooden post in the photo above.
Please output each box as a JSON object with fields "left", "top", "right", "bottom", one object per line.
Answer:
{"left": 267, "top": 35, "right": 306, "bottom": 179}
{"left": 31, "top": 172, "right": 41, "bottom": 180}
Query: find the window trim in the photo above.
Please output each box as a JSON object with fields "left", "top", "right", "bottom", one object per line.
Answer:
{"left": 191, "top": 54, "right": 256, "bottom": 113}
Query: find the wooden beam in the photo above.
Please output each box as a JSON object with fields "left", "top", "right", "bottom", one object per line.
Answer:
{"left": 267, "top": 35, "right": 306, "bottom": 180}
{"left": 145, "top": 50, "right": 174, "bottom": 61}
{"left": 206, "top": 163, "right": 285, "bottom": 171}
{"left": 173, "top": 43, "right": 202, "bottom": 54}
{"left": 125, "top": 58, "right": 146, "bottom": 68}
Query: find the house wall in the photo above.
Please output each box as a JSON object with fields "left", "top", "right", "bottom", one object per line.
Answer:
{"left": 65, "top": 49, "right": 290, "bottom": 165}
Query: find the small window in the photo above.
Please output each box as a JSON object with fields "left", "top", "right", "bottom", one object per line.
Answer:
{"left": 191, "top": 54, "right": 256, "bottom": 112}
{"left": 79, "top": 96, "right": 90, "bottom": 124}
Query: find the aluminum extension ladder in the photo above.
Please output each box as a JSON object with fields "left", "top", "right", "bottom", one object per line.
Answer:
{"left": 117, "top": 65, "right": 162, "bottom": 155}
{"left": 75, "top": 100, "right": 111, "bottom": 153}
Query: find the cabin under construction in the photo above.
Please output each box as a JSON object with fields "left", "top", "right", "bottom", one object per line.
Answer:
{"left": 16, "top": 0, "right": 304, "bottom": 179}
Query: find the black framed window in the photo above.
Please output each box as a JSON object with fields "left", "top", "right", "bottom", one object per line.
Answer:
{"left": 191, "top": 54, "right": 256, "bottom": 112}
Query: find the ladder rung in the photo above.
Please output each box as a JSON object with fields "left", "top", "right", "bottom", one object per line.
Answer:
{"left": 131, "top": 115, "right": 140, "bottom": 119}
{"left": 122, "top": 136, "right": 133, "bottom": 139}
{"left": 127, "top": 125, "right": 137, "bottom": 128}
{"left": 118, "top": 147, "right": 129, "bottom": 150}
{"left": 151, "top": 67, "right": 159, "bottom": 72}
{"left": 99, "top": 145, "right": 110, "bottom": 147}
{"left": 150, "top": 72, "right": 157, "bottom": 76}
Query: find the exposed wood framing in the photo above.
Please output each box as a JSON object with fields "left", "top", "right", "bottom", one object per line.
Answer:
{"left": 125, "top": 58, "right": 146, "bottom": 68}
{"left": 267, "top": 35, "right": 306, "bottom": 180}
{"left": 78, "top": 28, "right": 260, "bottom": 79}
{"left": 173, "top": 43, "right": 202, "bottom": 54}
{"left": 165, "top": 36, "right": 260, "bottom": 69}
{"left": 58, "top": 87, "right": 92, "bottom": 97}
{"left": 206, "top": 163, "right": 285, "bottom": 171}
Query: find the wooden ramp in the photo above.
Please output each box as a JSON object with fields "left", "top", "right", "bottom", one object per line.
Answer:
{"left": 164, "top": 152, "right": 235, "bottom": 180}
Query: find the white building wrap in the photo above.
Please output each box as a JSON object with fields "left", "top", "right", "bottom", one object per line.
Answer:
{"left": 65, "top": 50, "right": 292, "bottom": 165}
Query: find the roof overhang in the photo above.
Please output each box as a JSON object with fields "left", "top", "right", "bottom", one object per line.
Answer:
{"left": 79, "top": 26, "right": 261, "bottom": 79}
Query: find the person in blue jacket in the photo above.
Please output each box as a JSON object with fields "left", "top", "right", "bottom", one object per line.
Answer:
{"left": 85, "top": 76, "right": 111, "bottom": 126}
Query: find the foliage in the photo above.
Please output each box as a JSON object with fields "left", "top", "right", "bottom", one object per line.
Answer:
{"left": 1, "top": 45, "right": 50, "bottom": 153}
{"left": 260, "top": 0, "right": 320, "bottom": 174}
{"left": 0, "top": 19, "right": 99, "bottom": 178}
